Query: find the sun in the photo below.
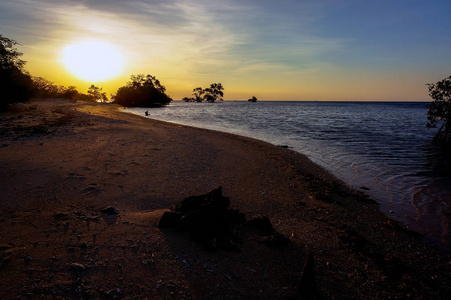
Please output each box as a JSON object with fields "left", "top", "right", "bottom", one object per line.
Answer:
{"left": 62, "top": 41, "right": 124, "bottom": 82}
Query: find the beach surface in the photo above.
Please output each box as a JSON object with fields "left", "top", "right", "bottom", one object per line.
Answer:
{"left": 0, "top": 99, "right": 449, "bottom": 299}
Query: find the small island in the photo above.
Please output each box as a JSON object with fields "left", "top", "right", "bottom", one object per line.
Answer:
{"left": 248, "top": 96, "right": 258, "bottom": 102}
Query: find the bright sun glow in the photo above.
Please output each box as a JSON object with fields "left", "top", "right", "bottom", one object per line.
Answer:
{"left": 62, "top": 41, "right": 124, "bottom": 82}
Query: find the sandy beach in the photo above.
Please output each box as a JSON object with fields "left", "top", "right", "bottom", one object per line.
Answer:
{"left": 0, "top": 99, "right": 449, "bottom": 299}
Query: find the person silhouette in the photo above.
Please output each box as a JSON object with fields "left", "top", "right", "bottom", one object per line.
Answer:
{"left": 145, "top": 110, "right": 149, "bottom": 116}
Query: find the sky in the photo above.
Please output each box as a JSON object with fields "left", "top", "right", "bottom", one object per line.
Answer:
{"left": 1, "top": 0, "right": 450, "bottom": 101}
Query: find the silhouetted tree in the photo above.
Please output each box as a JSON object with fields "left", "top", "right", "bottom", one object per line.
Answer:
{"left": 32, "top": 76, "right": 82, "bottom": 100}
{"left": 32, "top": 76, "right": 56, "bottom": 98}
{"left": 193, "top": 87, "right": 205, "bottom": 102}
{"left": 427, "top": 75, "right": 451, "bottom": 145}
{"left": 204, "top": 83, "right": 224, "bottom": 102}
{"left": 182, "top": 83, "right": 225, "bottom": 103}
{"left": 113, "top": 74, "right": 172, "bottom": 107}
{"left": 62, "top": 86, "right": 79, "bottom": 100}
{"left": 87, "top": 84, "right": 104, "bottom": 102}
{"left": 76, "top": 92, "right": 94, "bottom": 101}
{"left": 248, "top": 96, "right": 258, "bottom": 102}
{"left": 0, "top": 34, "right": 34, "bottom": 109}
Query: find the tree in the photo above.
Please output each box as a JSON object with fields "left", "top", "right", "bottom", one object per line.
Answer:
{"left": 0, "top": 34, "right": 34, "bottom": 108}
{"left": 32, "top": 77, "right": 68, "bottom": 99}
{"left": 192, "top": 87, "right": 205, "bottom": 102}
{"left": 0, "top": 35, "right": 25, "bottom": 70}
{"left": 87, "top": 84, "right": 104, "bottom": 102}
{"left": 62, "top": 86, "right": 79, "bottom": 100}
{"left": 427, "top": 75, "right": 451, "bottom": 145}
{"left": 32, "top": 76, "right": 82, "bottom": 100}
{"left": 113, "top": 74, "right": 172, "bottom": 107}
{"left": 203, "top": 83, "right": 224, "bottom": 102}
{"left": 182, "top": 83, "right": 225, "bottom": 103}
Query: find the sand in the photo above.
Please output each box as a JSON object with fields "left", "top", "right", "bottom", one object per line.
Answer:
{"left": 0, "top": 99, "right": 449, "bottom": 299}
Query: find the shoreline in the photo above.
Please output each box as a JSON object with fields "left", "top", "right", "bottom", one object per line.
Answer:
{"left": 0, "top": 99, "right": 449, "bottom": 299}
{"left": 125, "top": 101, "right": 449, "bottom": 250}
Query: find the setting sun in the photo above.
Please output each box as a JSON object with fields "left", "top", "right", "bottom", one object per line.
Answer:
{"left": 62, "top": 41, "right": 124, "bottom": 82}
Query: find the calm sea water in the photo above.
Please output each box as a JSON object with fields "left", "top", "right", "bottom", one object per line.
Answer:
{"left": 126, "top": 101, "right": 451, "bottom": 249}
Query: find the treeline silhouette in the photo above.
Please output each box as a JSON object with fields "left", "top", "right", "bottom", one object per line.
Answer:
{"left": 1, "top": 34, "right": 173, "bottom": 109}
{"left": 33, "top": 77, "right": 105, "bottom": 102}
{"left": 182, "top": 83, "right": 224, "bottom": 103}
{"left": 0, "top": 34, "right": 107, "bottom": 109}
{"left": 4, "top": 33, "right": 450, "bottom": 147}
{"left": 0, "top": 34, "right": 34, "bottom": 109}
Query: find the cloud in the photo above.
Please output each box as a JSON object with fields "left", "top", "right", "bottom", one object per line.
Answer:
{"left": 0, "top": 0, "right": 350, "bottom": 88}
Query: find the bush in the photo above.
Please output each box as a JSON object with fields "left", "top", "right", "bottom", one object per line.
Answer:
{"left": 113, "top": 74, "right": 172, "bottom": 107}
{"left": 0, "top": 35, "right": 34, "bottom": 109}
{"left": 427, "top": 75, "right": 451, "bottom": 145}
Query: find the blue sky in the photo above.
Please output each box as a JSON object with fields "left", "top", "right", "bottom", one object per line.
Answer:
{"left": 1, "top": 0, "right": 450, "bottom": 100}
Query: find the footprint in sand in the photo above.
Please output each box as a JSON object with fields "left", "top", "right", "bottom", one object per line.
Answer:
{"left": 108, "top": 170, "right": 128, "bottom": 176}
{"left": 80, "top": 183, "right": 100, "bottom": 196}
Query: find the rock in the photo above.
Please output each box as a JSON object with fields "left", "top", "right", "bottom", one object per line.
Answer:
{"left": 158, "top": 211, "right": 180, "bottom": 228}
{"left": 158, "top": 187, "right": 289, "bottom": 252}
{"left": 69, "top": 263, "right": 86, "bottom": 272}
{"left": 261, "top": 232, "right": 290, "bottom": 247}
{"left": 100, "top": 206, "right": 119, "bottom": 215}
{"left": 248, "top": 216, "right": 275, "bottom": 235}
{"left": 159, "top": 187, "right": 244, "bottom": 251}
{"left": 175, "top": 186, "right": 230, "bottom": 215}
{"left": 53, "top": 212, "right": 69, "bottom": 220}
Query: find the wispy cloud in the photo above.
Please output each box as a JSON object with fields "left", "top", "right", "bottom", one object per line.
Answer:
{"left": 1, "top": 0, "right": 346, "bottom": 77}
{"left": 9, "top": 0, "right": 446, "bottom": 100}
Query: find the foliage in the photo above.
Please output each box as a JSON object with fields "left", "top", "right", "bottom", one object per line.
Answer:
{"left": 0, "top": 34, "right": 34, "bottom": 108}
{"left": 182, "top": 83, "right": 224, "bottom": 102}
{"left": 62, "top": 86, "right": 79, "bottom": 100}
{"left": 248, "top": 96, "right": 258, "bottom": 102}
{"left": 32, "top": 76, "right": 58, "bottom": 98}
{"left": 32, "top": 76, "right": 80, "bottom": 100}
{"left": 87, "top": 84, "right": 107, "bottom": 102}
{"left": 427, "top": 75, "right": 451, "bottom": 145}
{"left": 0, "top": 34, "right": 25, "bottom": 70}
{"left": 113, "top": 74, "right": 172, "bottom": 107}
{"left": 192, "top": 87, "right": 205, "bottom": 102}
{"left": 204, "top": 83, "right": 224, "bottom": 102}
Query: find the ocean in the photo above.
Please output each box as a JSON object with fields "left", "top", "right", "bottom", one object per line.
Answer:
{"left": 126, "top": 101, "right": 451, "bottom": 249}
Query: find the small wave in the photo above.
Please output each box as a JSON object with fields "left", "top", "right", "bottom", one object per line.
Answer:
{"left": 124, "top": 101, "right": 450, "bottom": 248}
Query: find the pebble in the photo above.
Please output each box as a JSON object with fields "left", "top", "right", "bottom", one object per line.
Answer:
{"left": 69, "top": 263, "right": 86, "bottom": 272}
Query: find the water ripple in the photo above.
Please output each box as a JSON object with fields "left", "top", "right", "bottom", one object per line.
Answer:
{"left": 127, "top": 101, "right": 451, "bottom": 250}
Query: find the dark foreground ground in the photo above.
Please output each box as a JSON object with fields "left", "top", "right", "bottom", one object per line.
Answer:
{"left": 0, "top": 99, "right": 449, "bottom": 299}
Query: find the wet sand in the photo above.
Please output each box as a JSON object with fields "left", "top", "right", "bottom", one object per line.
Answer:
{"left": 0, "top": 99, "right": 449, "bottom": 299}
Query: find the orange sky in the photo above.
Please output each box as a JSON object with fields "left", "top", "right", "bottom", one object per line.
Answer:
{"left": 1, "top": 0, "right": 450, "bottom": 101}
